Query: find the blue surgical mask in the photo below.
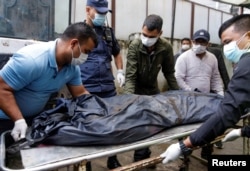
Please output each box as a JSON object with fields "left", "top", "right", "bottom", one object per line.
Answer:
{"left": 71, "top": 43, "right": 88, "bottom": 66}
{"left": 92, "top": 13, "right": 106, "bottom": 26}
{"left": 223, "top": 33, "right": 249, "bottom": 63}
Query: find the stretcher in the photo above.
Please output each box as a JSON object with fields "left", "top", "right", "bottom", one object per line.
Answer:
{"left": 0, "top": 123, "right": 202, "bottom": 171}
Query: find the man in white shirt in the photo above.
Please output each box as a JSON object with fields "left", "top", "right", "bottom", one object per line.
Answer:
{"left": 174, "top": 29, "right": 224, "bottom": 159}
{"left": 175, "top": 29, "right": 224, "bottom": 96}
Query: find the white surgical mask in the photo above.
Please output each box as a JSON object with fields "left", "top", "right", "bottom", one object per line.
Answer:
{"left": 71, "top": 43, "right": 88, "bottom": 66}
{"left": 181, "top": 44, "right": 190, "bottom": 51}
{"left": 223, "top": 33, "right": 250, "bottom": 63}
{"left": 192, "top": 44, "right": 206, "bottom": 54}
{"left": 140, "top": 34, "right": 158, "bottom": 47}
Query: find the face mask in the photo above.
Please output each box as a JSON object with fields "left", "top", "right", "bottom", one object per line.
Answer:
{"left": 140, "top": 34, "right": 158, "bottom": 47}
{"left": 92, "top": 13, "right": 106, "bottom": 26}
{"left": 223, "top": 33, "right": 249, "bottom": 63}
{"left": 181, "top": 44, "right": 190, "bottom": 51}
{"left": 71, "top": 43, "right": 88, "bottom": 66}
{"left": 192, "top": 44, "right": 206, "bottom": 54}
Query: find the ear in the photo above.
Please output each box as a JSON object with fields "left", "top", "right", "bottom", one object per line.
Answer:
{"left": 70, "top": 39, "right": 78, "bottom": 49}
{"left": 159, "top": 30, "right": 163, "bottom": 36}
{"left": 246, "top": 31, "right": 250, "bottom": 39}
{"left": 86, "top": 6, "right": 91, "bottom": 15}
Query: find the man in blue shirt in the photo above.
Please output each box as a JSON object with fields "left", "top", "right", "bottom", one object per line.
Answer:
{"left": 0, "top": 22, "right": 98, "bottom": 141}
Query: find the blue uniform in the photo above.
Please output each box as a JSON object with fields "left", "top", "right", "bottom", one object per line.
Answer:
{"left": 80, "top": 26, "right": 120, "bottom": 97}
{"left": 0, "top": 40, "right": 82, "bottom": 119}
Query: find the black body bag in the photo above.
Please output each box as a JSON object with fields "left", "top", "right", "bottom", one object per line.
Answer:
{"left": 26, "top": 90, "right": 222, "bottom": 146}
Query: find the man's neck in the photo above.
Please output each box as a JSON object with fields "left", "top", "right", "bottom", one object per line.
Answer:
{"left": 85, "top": 18, "right": 93, "bottom": 27}
{"left": 196, "top": 52, "right": 206, "bottom": 58}
{"left": 56, "top": 39, "right": 68, "bottom": 70}
{"left": 146, "top": 45, "right": 156, "bottom": 53}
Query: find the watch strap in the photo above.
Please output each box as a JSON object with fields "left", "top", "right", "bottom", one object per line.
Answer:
{"left": 179, "top": 140, "right": 193, "bottom": 156}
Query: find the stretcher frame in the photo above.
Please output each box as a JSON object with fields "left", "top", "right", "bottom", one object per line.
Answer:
{"left": 0, "top": 123, "right": 202, "bottom": 171}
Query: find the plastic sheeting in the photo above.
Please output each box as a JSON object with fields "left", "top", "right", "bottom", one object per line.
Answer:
{"left": 26, "top": 90, "right": 222, "bottom": 146}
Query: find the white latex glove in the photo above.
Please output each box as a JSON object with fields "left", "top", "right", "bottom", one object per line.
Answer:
{"left": 160, "top": 142, "right": 181, "bottom": 164}
{"left": 217, "top": 91, "right": 224, "bottom": 96}
{"left": 117, "top": 69, "right": 125, "bottom": 87}
{"left": 11, "top": 119, "right": 28, "bottom": 141}
{"left": 222, "top": 128, "right": 241, "bottom": 142}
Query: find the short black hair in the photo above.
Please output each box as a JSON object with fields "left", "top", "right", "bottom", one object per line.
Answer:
{"left": 142, "top": 14, "right": 163, "bottom": 32}
{"left": 61, "top": 22, "right": 98, "bottom": 46}
{"left": 181, "top": 37, "right": 191, "bottom": 44}
{"left": 218, "top": 14, "right": 250, "bottom": 38}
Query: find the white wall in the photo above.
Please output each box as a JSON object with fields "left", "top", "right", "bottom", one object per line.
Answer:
{"left": 174, "top": 1, "right": 192, "bottom": 39}
{"left": 54, "top": 0, "right": 70, "bottom": 34}
{"left": 148, "top": 0, "right": 173, "bottom": 38}
{"left": 71, "top": 0, "right": 86, "bottom": 23}
{"left": 115, "top": 0, "right": 146, "bottom": 40}
{"left": 193, "top": 5, "right": 209, "bottom": 34}
{"left": 209, "top": 9, "right": 222, "bottom": 43}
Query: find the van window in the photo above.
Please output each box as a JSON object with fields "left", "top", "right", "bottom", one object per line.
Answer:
{"left": 0, "top": 0, "right": 70, "bottom": 41}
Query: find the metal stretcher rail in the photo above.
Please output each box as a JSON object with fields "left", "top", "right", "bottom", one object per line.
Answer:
{"left": 0, "top": 123, "right": 202, "bottom": 171}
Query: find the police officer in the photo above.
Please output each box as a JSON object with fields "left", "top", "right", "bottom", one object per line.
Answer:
{"left": 80, "top": 0, "right": 124, "bottom": 170}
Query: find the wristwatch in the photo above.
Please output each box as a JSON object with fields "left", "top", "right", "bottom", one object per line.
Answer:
{"left": 179, "top": 140, "right": 193, "bottom": 156}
